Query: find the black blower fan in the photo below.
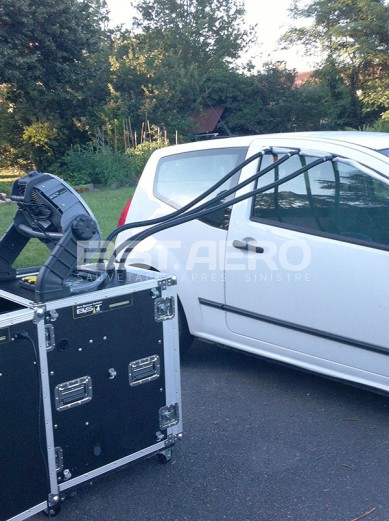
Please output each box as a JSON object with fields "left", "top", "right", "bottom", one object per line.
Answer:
{"left": 0, "top": 171, "right": 106, "bottom": 302}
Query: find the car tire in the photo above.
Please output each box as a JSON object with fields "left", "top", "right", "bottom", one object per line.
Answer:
{"left": 177, "top": 299, "right": 194, "bottom": 356}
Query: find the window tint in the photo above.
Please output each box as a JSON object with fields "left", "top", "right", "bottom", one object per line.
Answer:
{"left": 154, "top": 147, "right": 247, "bottom": 228}
{"left": 252, "top": 152, "right": 389, "bottom": 247}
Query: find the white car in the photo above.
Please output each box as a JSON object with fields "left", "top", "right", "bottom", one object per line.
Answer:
{"left": 116, "top": 131, "right": 389, "bottom": 394}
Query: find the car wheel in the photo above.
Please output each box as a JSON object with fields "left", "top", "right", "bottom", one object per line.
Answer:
{"left": 178, "top": 299, "right": 194, "bottom": 356}
{"left": 130, "top": 266, "right": 194, "bottom": 355}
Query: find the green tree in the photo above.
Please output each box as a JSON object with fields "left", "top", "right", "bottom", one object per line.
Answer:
{"left": 106, "top": 32, "right": 196, "bottom": 139}
{"left": 0, "top": 0, "right": 111, "bottom": 168}
{"left": 203, "top": 63, "right": 298, "bottom": 135}
{"left": 197, "top": 61, "right": 328, "bottom": 135}
{"left": 132, "top": 0, "right": 253, "bottom": 64}
{"left": 103, "top": 0, "right": 255, "bottom": 139}
{"left": 282, "top": 0, "right": 389, "bottom": 128}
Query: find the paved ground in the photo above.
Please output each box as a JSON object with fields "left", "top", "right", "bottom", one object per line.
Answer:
{"left": 33, "top": 341, "right": 389, "bottom": 521}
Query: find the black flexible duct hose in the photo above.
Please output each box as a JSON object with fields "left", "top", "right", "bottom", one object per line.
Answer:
{"left": 102, "top": 149, "right": 301, "bottom": 266}
{"left": 114, "top": 154, "right": 334, "bottom": 270}
{"left": 105, "top": 148, "right": 272, "bottom": 243}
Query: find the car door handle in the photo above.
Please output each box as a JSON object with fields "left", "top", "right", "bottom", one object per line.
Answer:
{"left": 232, "top": 240, "right": 264, "bottom": 254}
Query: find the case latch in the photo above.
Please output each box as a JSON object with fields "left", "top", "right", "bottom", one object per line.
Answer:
{"left": 45, "top": 324, "right": 56, "bottom": 351}
{"left": 154, "top": 297, "right": 175, "bottom": 322}
{"left": 159, "top": 403, "right": 180, "bottom": 430}
{"left": 55, "top": 447, "right": 64, "bottom": 473}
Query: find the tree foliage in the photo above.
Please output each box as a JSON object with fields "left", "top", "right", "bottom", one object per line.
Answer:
{"left": 132, "top": 0, "right": 254, "bottom": 63}
{"left": 106, "top": 32, "right": 198, "bottom": 138}
{"left": 283, "top": 0, "right": 389, "bottom": 126}
{"left": 1, "top": 0, "right": 388, "bottom": 182}
{"left": 0, "top": 0, "right": 111, "bottom": 168}
{"left": 104, "top": 0, "right": 256, "bottom": 137}
{"left": 0, "top": 0, "right": 109, "bottom": 90}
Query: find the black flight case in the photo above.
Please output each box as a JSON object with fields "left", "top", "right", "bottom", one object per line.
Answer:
{"left": 0, "top": 171, "right": 182, "bottom": 520}
{"left": 0, "top": 267, "right": 182, "bottom": 521}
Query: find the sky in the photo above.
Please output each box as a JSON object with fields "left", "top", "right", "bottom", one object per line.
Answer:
{"left": 106, "top": 0, "right": 316, "bottom": 72}
{"left": 243, "top": 0, "right": 315, "bottom": 71}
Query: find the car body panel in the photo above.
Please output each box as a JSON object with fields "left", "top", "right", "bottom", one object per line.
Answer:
{"left": 117, "top": 132, "right": 389, "bottom": 393}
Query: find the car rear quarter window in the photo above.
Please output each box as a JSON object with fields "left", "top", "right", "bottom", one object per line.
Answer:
{"left": 252, "top": 151, "right": 389, "bottom": 249}
{"left": 154, "top": 147, "right": 247, "bottom": 229}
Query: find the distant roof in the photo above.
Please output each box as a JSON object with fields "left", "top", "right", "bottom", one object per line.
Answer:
{"left": 192, "top": 106, "right": 225, "bottom": 133}
{"left": 294, "top": 70, "right": 315, "bottom": 87}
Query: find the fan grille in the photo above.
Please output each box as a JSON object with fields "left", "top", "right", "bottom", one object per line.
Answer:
{"left": 30, "top": 188, "right": 51, "bottom": 220}
{"left": 18, "top": 183, "right": 26, "bottom": 197}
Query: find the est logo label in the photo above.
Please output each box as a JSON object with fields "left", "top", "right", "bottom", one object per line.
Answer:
{"left": 74, "top": 301, "right": 103, "bottom": 319}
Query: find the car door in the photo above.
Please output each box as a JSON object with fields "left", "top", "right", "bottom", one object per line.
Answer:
{"left": 120, "top": 142, "right": 249, "bottom": 338}
{"left": 223, "top": 139, "right": 389, "bottom": 384}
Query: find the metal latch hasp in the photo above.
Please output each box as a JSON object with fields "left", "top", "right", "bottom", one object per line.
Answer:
{"left": 45, "top": 324, "right": 56, "bottom": 351}
{"left": 159, "top": 403, "right": 180, "bottom": 430}
{"left": 154, "top": 297, "right": 175, "bottom": 322}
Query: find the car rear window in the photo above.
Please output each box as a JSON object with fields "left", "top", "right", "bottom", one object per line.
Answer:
{"left": 154, "top": 147, "right": 247, "bottom": 229}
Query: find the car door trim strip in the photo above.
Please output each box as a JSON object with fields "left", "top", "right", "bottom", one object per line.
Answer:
{"left": 199, "top": 298, "right": 388, "bottom": 356}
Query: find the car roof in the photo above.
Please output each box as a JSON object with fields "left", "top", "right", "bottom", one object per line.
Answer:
{"left": 268, "top": 131, "right": 389, "bottom": 152}
{"left": 160, "top": 131, "right": 389, "bottom": 156}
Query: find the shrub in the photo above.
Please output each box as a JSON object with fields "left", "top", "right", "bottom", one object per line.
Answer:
{"left": 51, "top": 145, "right": 136, "bottom": 187}
{"left": 50, "top": 136, "right": 170, "bottom": 188}
{"left": 126, "top": 139, "right": 169, "bottom": 180}
{"left": 372, "top": 119, "right": 389, "bottom": 132}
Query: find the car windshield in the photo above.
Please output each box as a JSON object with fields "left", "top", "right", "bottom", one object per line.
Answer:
{"left": 378, "top": 148, "right": 389, "bottom": 157}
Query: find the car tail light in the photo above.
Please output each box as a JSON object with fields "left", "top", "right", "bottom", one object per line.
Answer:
{"left": 118, "top": 198, "right": 132, "bottom": 227}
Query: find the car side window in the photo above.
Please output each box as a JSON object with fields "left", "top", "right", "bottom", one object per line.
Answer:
{"left": 154, "top": 147, "right": 247, "bottom": 229}
{"left": 252, "top": 152, "right": 389, "bottom": 248}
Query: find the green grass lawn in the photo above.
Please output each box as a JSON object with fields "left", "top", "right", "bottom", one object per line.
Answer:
{"left": 0, "top": 183, "right": 134, "bottom": 268}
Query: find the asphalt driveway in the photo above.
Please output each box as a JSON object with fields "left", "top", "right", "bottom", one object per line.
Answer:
{"left": 32, "top": 341, "right": 389, "bottom": 521}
